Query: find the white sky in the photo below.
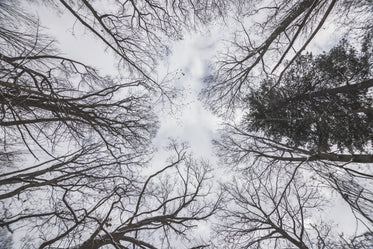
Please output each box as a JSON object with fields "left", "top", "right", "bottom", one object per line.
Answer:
{"left": 33, "top": 3, "right": 223, "bottom": 160}
{"left": 31, "top": 2, "right": 346, "bottom": 164}
{"left": 9, "top": 1, "right": 369, "bottom": 247}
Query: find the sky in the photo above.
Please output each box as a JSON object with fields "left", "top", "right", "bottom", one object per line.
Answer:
{"left": 29, "top": 1, "right": 346, "bottom": 162}
{"left": 33, "top": 3, "right": 223, "bottom": 159}
{"left": 9, "top": 3, "right": 227, "bottom": 247}
{"left": 5, "top": 0, "right": 370, "bottom": 247}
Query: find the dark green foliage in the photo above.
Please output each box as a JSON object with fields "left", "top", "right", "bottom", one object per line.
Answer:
{"left": 245, "top": 34, "right": 373, "bottom": 152}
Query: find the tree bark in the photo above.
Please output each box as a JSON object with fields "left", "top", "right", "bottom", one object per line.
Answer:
{"left": 264, "top": 153, "right": 373, "bottom": 163}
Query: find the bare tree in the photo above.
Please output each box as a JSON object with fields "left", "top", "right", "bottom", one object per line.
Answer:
{"left": 72, "top": 143, "right": 222, "bottom": 249}
{"left": 0, "top": 1, "right": 158, "bottom": 160}
{"left": 215, "top": 162, "right": 373, "bottom": 249}
{"left": 1, "top": 142, "right": 221, "bottom": 249}
{"left": 209, "top": 26, "right": 373, "bottom": 236}
{"left": 315, "top": 167, "right": 373, "bottom": 227}
{"left": 215, "top": 124, "right": 373, "bottom": 166}
{"left": 202, "top": 0, "right": 373, "bottom": 113}
{"left": 214, "top": 123, "right": 373, "bottom": 226}
{"left": 0, "top": 0, "right": 228, "bottom": 156}
{"left": 200, "top": 1, "right": 373, "bottom": 247}
{"left": 217, "top": 164, "right": 339, "bottom": 249}
{"left": 54, "top": 0, "right": 226, "bottom": 91}
{"left": 340, "top": 232, "right": 373, "bottom": 249}
{"left": 0, "top": 1, "right": 224, "bottom": 248}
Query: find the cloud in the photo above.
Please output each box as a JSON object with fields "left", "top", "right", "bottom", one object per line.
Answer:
{"left": 152, "top": 29, "right": 223, "bottom": 160}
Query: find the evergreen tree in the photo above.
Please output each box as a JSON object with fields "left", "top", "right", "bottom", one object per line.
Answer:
{"left": 245, "top": 34, "right": 373, "bottom": 152}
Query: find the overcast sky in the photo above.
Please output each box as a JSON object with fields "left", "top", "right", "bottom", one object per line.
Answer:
{"left": 33, "top": 2, "right": 222, "bottom": 155}
{"left": 17, "top": 2, "right": 366, "bottom": 246}
{"left": 31, "top": 1, "right": 346, "bottom": 160}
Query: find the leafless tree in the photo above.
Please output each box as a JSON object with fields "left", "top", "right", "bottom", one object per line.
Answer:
{"left": 340, "top": 232, "right": 373, "bottom": 249}
{"left": 315, "top": 167, "right": 373, "bottom": 227}
{"left": 53, "top": 0, "right": 227, "bottom": 91}
{"left": 1, "top": 142, "right": 222, "bottom": 249}
{"left": 215, "top": 124, "right": 373, "bottom": 166}
{"left": 0, "top": 1, "right": 224, "bottom": 248}
{"left": 213, "top": 124, "right": 373, "bottom": 231}
{"left": 0, "top": 1, "right": 158, "bottom": 160}
{"left": 215, "top": 161, "right": 373, "bottom": 249}
{"left": 199, "top": 1, "right": 373, "bottom": 246}
{"left": 1, "top": 0, "right": 229, "bottom": 155}
{"left": 217, "top": 163, "right": 340, "bottom": 249}
{"left": 202, "top": 0, "right": 373, "bottom": 113}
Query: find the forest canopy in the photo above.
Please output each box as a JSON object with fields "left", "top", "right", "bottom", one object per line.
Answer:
{"left": 0, "top": 0, "right": 372, "bottom": 248}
